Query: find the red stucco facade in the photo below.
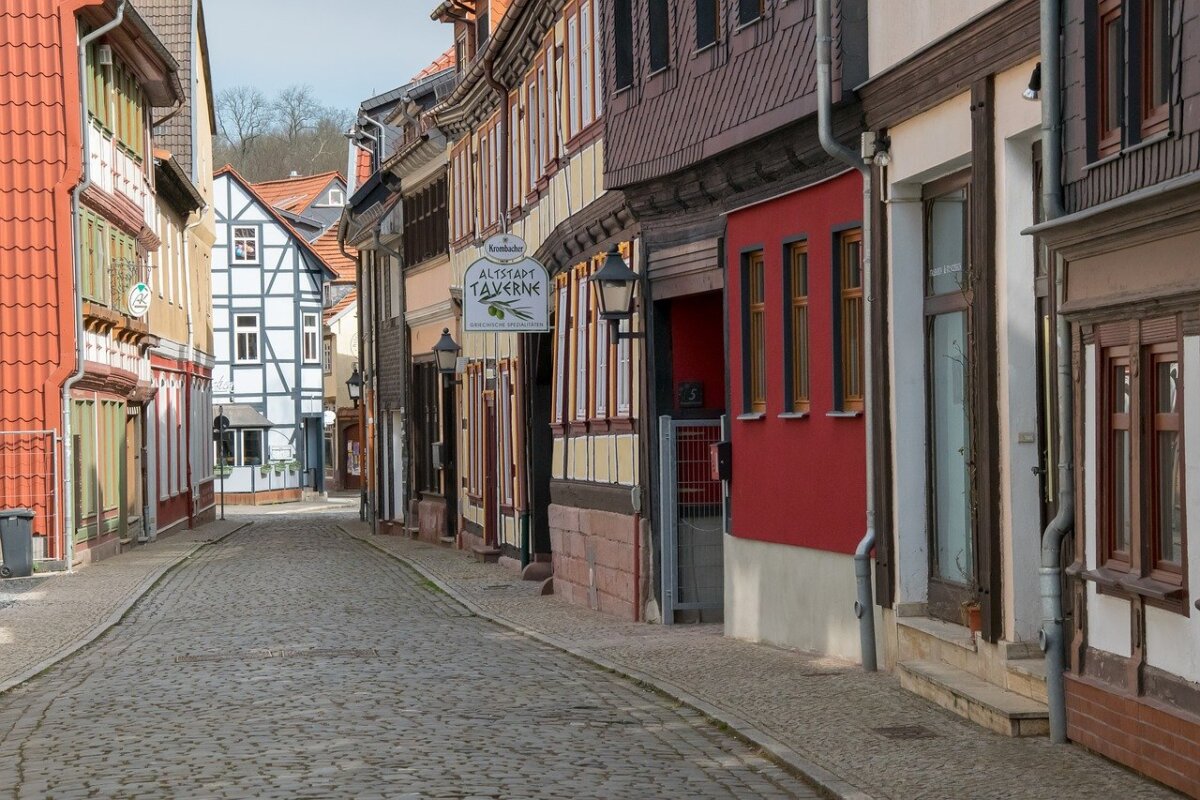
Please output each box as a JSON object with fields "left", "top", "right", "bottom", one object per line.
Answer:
{"left": 725, "top": 171, "right": 865, "bottom": 555}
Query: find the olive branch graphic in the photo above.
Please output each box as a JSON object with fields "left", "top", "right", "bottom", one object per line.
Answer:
{"left": 477, "top": 287, "right": 534, "bottom": 321}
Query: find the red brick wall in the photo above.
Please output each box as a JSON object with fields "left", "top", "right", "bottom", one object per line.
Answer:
{"left": 1066, "top": 674, "right": 1200, "bottom": 797}
{"left": 549, "top": 503, "right": 639, "bottom": 620}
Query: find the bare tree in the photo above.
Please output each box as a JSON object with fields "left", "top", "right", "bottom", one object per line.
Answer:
{"left": 273, "top": 85, "right": 321, "bottom": 142}
{"left": 212, "top": 85, "right": 354, "bottom": 182}
{"left": 216, "top": 85, "right": 270, "bottom": 158}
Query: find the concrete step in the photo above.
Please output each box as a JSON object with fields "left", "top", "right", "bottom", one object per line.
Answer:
{"left": 1005, "top": 657, "right": 1050, "bottom": 705}
{"left": 899, "top": 660, "right": 1049, "bottom": 737}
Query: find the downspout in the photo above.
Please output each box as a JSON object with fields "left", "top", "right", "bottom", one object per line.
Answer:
{"left": 153, "top": 98, "right": 184, "bottom": 129}
{"left": 374, "top": 235, "right": 410, "bottom": 530}
{"left": 1038, "top": 0, "right": 1072, "bottom": 745}
{"left": 64, "top": 0, "right": 128, "bottom": 569}
{"left": 816, "top": 0, "right": 877, "bottom": 671}
{"left": 182, "top": 203, "right": 206, "bottom": 526}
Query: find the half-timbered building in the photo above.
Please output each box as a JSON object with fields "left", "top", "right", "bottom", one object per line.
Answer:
{"left": 211, "top": 167, "right": 336, "bottom": 503}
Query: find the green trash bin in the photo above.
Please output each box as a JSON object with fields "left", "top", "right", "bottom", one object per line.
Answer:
{"left": 0, "top": 509, "right": 35, "bottom": 578}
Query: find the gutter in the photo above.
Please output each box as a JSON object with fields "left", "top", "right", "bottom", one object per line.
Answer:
{"left": 1036, "top": 0, "right": 1072, "bottom": 745}
{"left": 64, "top": 0, "right": 128, "bottom": 569}
{"left": 816, "top": 0, "right": 877, "bottom": 671}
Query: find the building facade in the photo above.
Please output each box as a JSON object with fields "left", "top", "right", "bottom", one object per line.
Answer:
{"left": 211, "top": 167, "right": 335, "bottom": 503}
{"left": 1034, "top": 0, "right": 1200, "bottom": 791}
{"left": 0, "top": 0, "right": 182, "bottom": 565}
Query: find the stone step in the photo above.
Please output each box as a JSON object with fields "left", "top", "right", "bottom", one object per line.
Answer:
{"left": 471, "top": 545, "right": 502, "bottom": 564}
{"left": 898, "top": 660, "right": 1049, "bottom": 738}
{"left": 1005, "top": 657, "right": 1050, "bottom": 705}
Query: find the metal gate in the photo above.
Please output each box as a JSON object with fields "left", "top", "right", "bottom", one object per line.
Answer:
{"left": 659, "top": 416, "right": 724, "bottom": 623}
{"left": 0, "top": 430, "right": 62, "bottom": 561}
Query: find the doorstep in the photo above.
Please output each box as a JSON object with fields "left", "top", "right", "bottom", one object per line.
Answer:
{"left": 899, "top": 659, "right": 1050, "bottom": 737}
{"left": 470, "top": 545, "right": 501, "bottom": 564}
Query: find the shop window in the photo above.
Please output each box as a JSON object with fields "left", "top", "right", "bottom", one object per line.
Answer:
{"left": 783, "top": 240, "right": 809, "bottom": 413}
{"left": 835, "top": 230, "right": 864, "bottom": 413}
{"left": 742, "top": 250, "right": 766, "bottom": 414}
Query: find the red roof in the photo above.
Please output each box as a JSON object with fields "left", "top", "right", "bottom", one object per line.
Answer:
{"left": 312, "top": 225, "right": 356, "bottom": 283}
{"left": 411, "top": 46, "right": 455, "bottom": 82}
{"left": 323, "top": 289, "right": 357, "bottom": 323}
{"left": 354, "top": 147, "right": 372, "bottom": 192}
{"left": 251, "top": 170, "right": 341, "bottom": 215}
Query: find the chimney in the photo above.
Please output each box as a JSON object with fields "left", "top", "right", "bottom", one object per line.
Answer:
{"left": 289, "top": 170, "right": 300, "bottom": 177}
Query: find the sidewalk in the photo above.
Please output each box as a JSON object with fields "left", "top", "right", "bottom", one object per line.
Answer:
{"left": 0, "top": 517, "right": 249, "bottom": 694}
{"left": 342, "top": 521, "right": 1181, "bottom": 800}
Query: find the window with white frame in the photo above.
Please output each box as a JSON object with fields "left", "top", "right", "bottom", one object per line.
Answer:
{"left": 526, "top": 74, "right": 541, "bottom": 191}
{"left": 509, "top": 95, "right": 521, "bottom": 209}
{"left": 616, "top": 319, "right": 632, "bottom": 417}
{"left": 568, "top": 13, "right": 581, "bottom": 138}
{"left": 234, "top": 314, "right": 259, "bottom": 362}
{"left": 581, "top": 0, "right": 595, "bottom": 127}
{"left": 303, "top": 313, "right": 320, "bottom": 363}
{"left": 323, "top": 336, "right": 333, "bottom": 375}
{"left": 325, "top": 188, "right": 345, "bottom": 206}
{"left": 241, "top": 429, "right": 264, "bottom": 466}
{"left": 231, "top": 226, "right": 258, "bottom": 264}
{"left": 552, "top": 274, "right": 571, "bottom": 425}
{"left": 573, "top": 265, "right": 590, "bottom": 422}
{"left": 594, "top": 275, "right": 609, "bottom": 418}
{"left": 498, "top": 361, "right": 515, "bottom": 506}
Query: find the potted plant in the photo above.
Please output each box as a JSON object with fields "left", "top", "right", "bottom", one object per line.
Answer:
{"left": 956, "top": 552, "right": 982, "bottom": 634}
{"left": 273, "top": 462, "right": 286, "bottom": 476}
{"left": 215, "top": 465, "right": 233, "bottom": 478}
{"left": 259, "top": 463, "right": 271, "bottom": 477}
{"left": 286, "top": 460, "right": 299, "bottom": 473}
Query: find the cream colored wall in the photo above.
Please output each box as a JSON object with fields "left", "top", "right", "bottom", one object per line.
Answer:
{"left": 868, "top": 0, "right": 1003, "bottom": 77}
{"left": 325, "top": 308, "right": 359, "bottom": 410}
{"left": 149, "top": 203, "right": 190, "bottom": 346}
{"left": 190, "top": 34, "right": 216, "bottom": 358}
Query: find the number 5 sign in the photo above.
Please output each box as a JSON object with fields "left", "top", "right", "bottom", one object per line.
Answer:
{"left": 127, "top": 282, "right": 152, "bottom": 318}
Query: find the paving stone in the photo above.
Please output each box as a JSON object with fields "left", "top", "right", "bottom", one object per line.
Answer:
{"left": 0, "top": 512, "right": 817, "bottom": 799}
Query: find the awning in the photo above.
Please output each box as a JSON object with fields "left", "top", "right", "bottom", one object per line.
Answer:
{"left": 214, "top": 404, "right": 274, "bottom": 429}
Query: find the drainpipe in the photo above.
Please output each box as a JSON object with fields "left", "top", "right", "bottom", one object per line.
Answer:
{"left": 374, "top": 235, "right": 410, "bottom": 531}
{"left": 816, "top": 0, "right": 876, "bottom": 671}
{"left": 153, "top": 98, "right": 184, "bottom": 129}
{"left": 182, "top": 203, "right": 206, "bottom": 527}
{"left": 64, "top": 0, "right": 128, "bottom": 569}
{"left": 1038, "top": 0, "right": 1071, "bottom": 745}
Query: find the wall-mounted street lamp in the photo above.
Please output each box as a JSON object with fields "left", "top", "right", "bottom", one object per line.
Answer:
{"left": 346, "top": 364, "right": 363, "bottom": 408}
{"left": 591, "top": 246, "right": 642, "bottom": 340}
{"left": 432, "top": 328, "right": 461, "bottom": 375}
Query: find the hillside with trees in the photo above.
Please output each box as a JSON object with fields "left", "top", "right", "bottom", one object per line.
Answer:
{"left": 214, "top": 84, "right": 352, "bottom": 182}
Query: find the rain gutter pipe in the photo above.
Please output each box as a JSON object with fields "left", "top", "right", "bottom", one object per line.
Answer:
{"left": 816, "top": 0, "right": 877, "bottom": 671}
{"left": 64, "top": 0, "right": 127, "bottom": 570}
{"left": 1037, "top": 0, "right": 1072, "bottom": 745}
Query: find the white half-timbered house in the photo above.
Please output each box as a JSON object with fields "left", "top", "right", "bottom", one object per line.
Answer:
{"left": 211, "top": 167, "right": 335, "bottom": 502}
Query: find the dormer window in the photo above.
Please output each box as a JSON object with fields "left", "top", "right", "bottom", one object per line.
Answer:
{"left": 326, "top": 188, "right": 345, "bottom": 206}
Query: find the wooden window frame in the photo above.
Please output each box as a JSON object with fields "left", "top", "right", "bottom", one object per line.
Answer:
{"left": 551, "top": 274, "right": 571, "bottom": 428}
{"left": 783, "top": 239, "right": 810, "bottom": 414}
{"left": 1091, "top": 319, "right": 1189, "bottom": 612}
{"left": 614, "top": 0, "right": 634, "bottom": 90}
{"left": 581, "top": 0, "right": 597, "bottom": 126}
{"left": 567, "top": 6, "right": 582, "bottom": 139}
{"left": 509, "top": 93, "right": 522, "bottom": 211}
{"left": 835, "top": 229, "right": 865, "bottom": 413}
{"left": 1096, "top": 0, "right": 1125, "bottom": 156}
{"left": 1139, "top": 0, "right": 1171, "bottom": 136}
{"left": 696, "top": 0, "right": 720, "bottom": 49}
{"left": 741, "top": 249, "right": 766, "bottom": 415}
{"left": 648, "top": 0, "right": 671, "bottom": 73}
{"left": 593, "top": 259, "right": 611, "bottom": 421}
{"left": 737, "top": 0, "right": 765, "bottom": 26}
{"left": 572, "top": 265, "right": 591, "bottom": 424}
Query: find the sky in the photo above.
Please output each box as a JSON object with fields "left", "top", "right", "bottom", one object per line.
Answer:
{"left": 204, "top": 0, "right": 450, "bottom": 112}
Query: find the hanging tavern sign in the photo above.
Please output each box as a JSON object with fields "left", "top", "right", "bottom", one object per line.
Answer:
{"left": 463, "top": 234, "right": 551, "bottom": 332}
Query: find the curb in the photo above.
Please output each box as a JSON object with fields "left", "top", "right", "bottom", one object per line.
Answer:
{"left": 0, "top": 520, "right": 253, "bottom": 696}
{"left": 340, "top": 525, "right": 874, "bottom": 800}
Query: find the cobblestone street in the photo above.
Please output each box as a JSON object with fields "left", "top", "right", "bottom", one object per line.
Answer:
{"left": 0, "top": 512, "right": 816, "bottom": 799}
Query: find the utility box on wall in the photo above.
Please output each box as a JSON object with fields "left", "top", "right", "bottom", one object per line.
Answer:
{"left": 710, "top": 441, "right": 731, "bottom": 482}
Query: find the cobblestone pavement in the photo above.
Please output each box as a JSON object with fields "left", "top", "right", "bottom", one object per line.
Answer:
{"left": 0, "top": 513, "right": 818, "bottom": 799}
{"left": 0, "top": 518, "right": 247, "bottom": 695}
{"left": 344, "top": 521, "right": 1184, "bottom": 800}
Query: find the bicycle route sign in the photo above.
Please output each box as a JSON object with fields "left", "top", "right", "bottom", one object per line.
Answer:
{"left": 463, "top": 234, "right": 550, "bottom": 333}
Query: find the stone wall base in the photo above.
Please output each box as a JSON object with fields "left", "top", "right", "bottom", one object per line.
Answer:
{"left": 549, "top": 503, "right": 646, "bottom": 621}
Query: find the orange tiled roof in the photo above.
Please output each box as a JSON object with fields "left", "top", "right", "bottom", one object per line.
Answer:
{"left": 354, "top": 147, "right": 373, "bottom": 192}
{"left": 251, "top": 170, "right": 342, "bottom": 216}
{"left": 324, "top": 289, "right": 357, "bottom": 323}
{"left": 411, "top": 46, "right": 455, "bottom": 82}
{"left": 312, "top": 225, "right": 356, "bottom": 283}
{"left": 0, "top": 0, "right": 86, "bottom": 542}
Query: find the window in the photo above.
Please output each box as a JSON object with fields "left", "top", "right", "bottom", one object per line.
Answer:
{"left": 581, "top": 0, "right": 596, "bottom": 125}
{"left": 241, "top": 429, "right": 264, "bottom": 466}
{"left": 696, "top": 0, "right": 720, "bottom": 48}
{"left": 234, "top": 314, "right": 259, "bottom": 363}
{"left": 836, "top": 230, "right": 864, "bottom": 412}
{"left": 303, "top": 313, "right": 320, "bottom": 363}
{"left": 648, "top": 0, "right": 670, "bottom": 73}
{"left": 216, "top": 429, "right": 235, "bottom": 467}
{"left": 615, "top": 0, "right": 634, "bottom": 89}
{"left": 1097, "top": 0, "right": 1124, "bottom": 155}
{"left": 738, "top": 0, "right": 764, "bottom": 26}
{"left": 323, "top": 337, "right": 333, "bottom": 374}
{"left": 784, "top": 241, "right": 809, "bottom": 413}
{"left": 615, "top": 318, "right": 633, "bottom": 417}
{"left": 573, "top": 265, "right": 591, "bottom": 422}
{"left": 509, "top": 95, "right": 522, "bottom": 210}
{"left": 498, "top": 361, "right": 515, "bottom": 506}
{"left": 568, "top": 13, "right": 582, "bottom": 137}
{"left": 325, "top": 188, "right": 345, "bottom": 206}
{"left": 1141, "top": 0, "right": 1171, "bottom": 135}
{"left": 231, "top": 226, "right": 259, "bottom": 264}
{"left": 1097, "top": 320, "right": 1186, "bottom": 601}
{"left": 552, "top": 274, "right": 571, "bottom": 425}
{"left": 526, "top": 74, "right": 541, "bottom": 191}
{"left": 403, "top": 177, "right": 449, "bottom": 266}
{"left": 742, "top": 250, "right": 766, "bottom": 414}
{"left": 593, "top": 265, "right": 610, "bottom": 419}
{"left": 477, "top": 5, "right": 490, "bottom": 46}
{"left": 466, "top": 364, "right": 485, "bottom": 496}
